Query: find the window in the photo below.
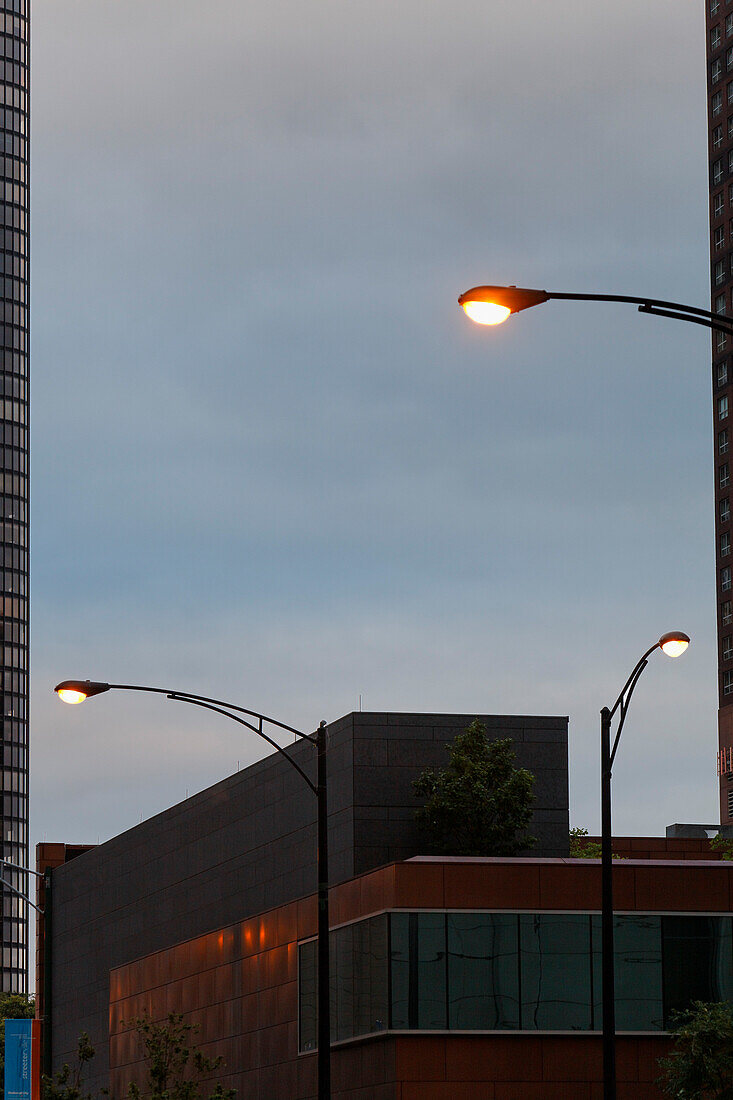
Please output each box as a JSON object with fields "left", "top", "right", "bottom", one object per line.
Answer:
{"left": 718, "top": 330, "right": 727, "bottom": 352}
{"left": 714, "top": 25, "right": 723, "bottom": 49}
{"left": 722, "top": 531, "right": 731, "bottom": 556}
{"left": 722, "top": 463, "right": 730, "bottom": 488}
{"left": 720, "top": 427, "right": 729, "bottom": 453}
{"left": 723, "top": 635, "right": 733, "bottom": 658}
{"left": 727, "top": 148, "right": 733, "bottom": 173}
{"left": 715, "top": 192, "right": 725, "bottom": 218}
{"left": 716, "top": 225, "right": 726, "bottom": 250}
{"left": 611, "top": 915, "right": 663, "bottom": 1030}
{"left": 717, "top": 297, "right": 727, "bottom": 316}
{"left": 299, "top": 912, "right": 733, "bottom": 1047}
{"left": 728, "top": 12, "right": 733, "bottom": 34}
{"left": 391, "top": 913, "right": 446, "bottom": 1029}
{"left": 714, "top": 90, "right": 723, "bottom": 116}
{"left": 715, "top": 124, "right": 724, "bottom": 150}
{"left": 723, "top": 498, "right": 731, "bottom": 523}
{"left": 447, "top": 913, "right": 519, "bottom": 1029}
{"left": 716, "top": 259, "right": 726, "bottom": 284}
{"left": 521, "top": 914, "right": 592, "bottom": 1030}
{"left": 714, "top": 159, "right": 724, "bottom": 185}
{"left": 723, "top": 599, "right": 732, "bottom": 624}
{"left": 722, "top": 566, "right": 731, "bottom": 591}
{"left": 724, "top": 669, "right": 733, "bottom": 694}
{"left": 727, "top": 45, "right": 732, "bottom": 69}
{"left": 712, "top": 0, "right": 720, "bottom": 15}
{"left": 714, "top": 58, "right": 723, "bottom": 83}
{"left": 729, "top": 788, "right": 733, "bottom": 817}
{"left": 720, "top": 394, "right": 729, "bottom": 419}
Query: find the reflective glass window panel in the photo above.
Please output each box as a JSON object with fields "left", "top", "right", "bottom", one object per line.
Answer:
{"left": 333, "top": 922, "right": 354, "bottom": 1041}
{"left": 520, "top": 914, "right": 592, "bottom": 1030}
{"left": 720, "top": 428, "right": 729, "bottom": 452}
{"left": 662, "top": 917, "right": 733, "bottom": 1025}
{"left": 612, "top": 915, "right": 663, "bottom": 1031}
{"left": 390, "top": 913, "right": 447, "bottom": 1029}
{"left": 352, "top": 915, "right": 388, "bottom": 1037}
{"left": 298, "top": 939, "right": 317, "bottom": 1052}
{"left": 447, "top": 913, "right": 519, "bottom": 1030}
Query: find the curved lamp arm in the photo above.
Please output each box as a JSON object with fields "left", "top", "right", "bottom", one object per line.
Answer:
{"left": 604, "top": 631, "right": 690, "bottom": 771}
{"left": 458, "top": 285, "right": 733, "bottom": 335}
{"left": 54, "top": 680, "right": 321, "bottom": 795}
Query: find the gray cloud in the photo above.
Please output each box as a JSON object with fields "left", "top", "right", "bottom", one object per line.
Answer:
{"left": 30, "top": 0, "right": 718, "bottom": 885}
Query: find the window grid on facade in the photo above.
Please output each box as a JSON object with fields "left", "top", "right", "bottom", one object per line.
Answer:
{"left": 298, "top": 912, "right": 733, "bottom": 1048}
{"left": 0, "top": 1, "right": 28, "bottom": 995}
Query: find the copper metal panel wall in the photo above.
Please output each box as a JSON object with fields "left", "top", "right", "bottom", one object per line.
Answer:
{"left": 108, "top": 858, "right": 729, "bottom": 1100}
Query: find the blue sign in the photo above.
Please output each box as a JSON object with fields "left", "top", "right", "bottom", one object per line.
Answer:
{"left": 5, "top": 1019, "right": 32, "bottom": 1100}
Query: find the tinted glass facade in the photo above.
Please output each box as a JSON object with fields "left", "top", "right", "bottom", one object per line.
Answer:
{"left": 299, "top": 911, "right": 733, "bottom": 1047}
{"left": 0, "top": 0, "right": 28, "bottom": 994}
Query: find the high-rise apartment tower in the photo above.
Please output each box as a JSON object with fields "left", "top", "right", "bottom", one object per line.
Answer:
{"left": 707, "top": 0, "right": 733, "bottom": 826}
{"left": 0, "top": 0, "right": 28, "bottom": 992}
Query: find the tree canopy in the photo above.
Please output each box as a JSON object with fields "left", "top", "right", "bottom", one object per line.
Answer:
{"left": 413, "top": 720, "right": 536, "bottom": 856}
{"left": 657, "top": 1000, "right": 733, "bottom": 1099}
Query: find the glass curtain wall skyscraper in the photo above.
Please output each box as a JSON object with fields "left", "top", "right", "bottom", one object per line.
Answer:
{"left": 0, "top": 0, "right": 28, "bottom": 993}
{"left": 707, "top": 0, "right": 733, "bottom": 827}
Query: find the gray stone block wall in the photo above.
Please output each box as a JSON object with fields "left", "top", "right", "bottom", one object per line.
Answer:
{"left": 44, "top": 710, "right": 568, "bottom": 1090}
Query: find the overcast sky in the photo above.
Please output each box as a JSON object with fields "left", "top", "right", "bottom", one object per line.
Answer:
{"left": 29, "top": 1, "right": 715, "bottom": 866}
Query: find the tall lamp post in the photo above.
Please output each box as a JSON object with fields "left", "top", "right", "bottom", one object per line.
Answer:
{"left": 599, "top": 632, "right": 689, "bottom": 1100}
{"left": 457, "top": 286, "right": 698, "bottom": 1100}
{"left": 54, "top": 679, "right": 332, "bottom": 1100}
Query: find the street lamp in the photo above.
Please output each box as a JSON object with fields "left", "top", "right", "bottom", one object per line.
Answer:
{"left": 599, "top": 631, "right": 689, "bottom": 1100}
{"left": 55, "top": 679, "right": 332, "bottom": 1100}
{"left": 457, "top": 286, "right": 697, "bottom": 1100}
{"left": 458, "top": 284, "right": 733, "bottom": 335}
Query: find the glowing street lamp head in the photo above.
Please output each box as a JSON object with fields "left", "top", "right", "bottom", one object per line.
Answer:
{"left": 658, "top": 632, "right": 690, "bottom": 659}
{"left": 462, "top": 300, "right": 512, "bottom": 326}
{"left": 55, "top": 679, "right": 111, "bottom": 704}
{"left": 458, "top": 285, "right": 550, "bottom": 326}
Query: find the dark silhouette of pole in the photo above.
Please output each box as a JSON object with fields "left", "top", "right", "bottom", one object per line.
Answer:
{"left": 597, "top": 632, "right": 689, "bottom": 1100}
{"left": 55, "top": 680, "right": 332, "bottom": 1100}
{"left": 600, "top": 705, "right": 616, "bottom": 1100}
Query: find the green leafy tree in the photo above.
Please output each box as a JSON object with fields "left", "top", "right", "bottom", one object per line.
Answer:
{"left": 123, "top": 1013, "right": 235, "bottom": 1100}
{"left": 569, "top": 827, "right": 602, "bottom": 858}
{"left": 0, "top": 992, "right": 35, "bottom": 1100}
{"left": 657, "top": 1000, "right": 733, "bottom": 1099}
{"left": 711, "top": 834, "right": 733, "bottom": 861}
{"left": 43, "top": 1033, "right": 96, "bottom": 1100}
{"left": 413, "top": 720, "right": 536, "bottom": 856}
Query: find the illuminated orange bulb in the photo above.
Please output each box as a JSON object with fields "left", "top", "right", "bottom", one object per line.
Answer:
{"left": 461, "top": 301, "right": 511, "bottom": 326}
{"left": 658, "top": 632, "right": 690, "bottom": 659}
{"left": 57, "top": 688, "right": 87, "bottom": 704}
